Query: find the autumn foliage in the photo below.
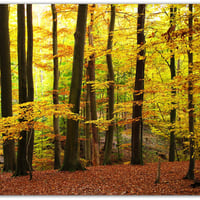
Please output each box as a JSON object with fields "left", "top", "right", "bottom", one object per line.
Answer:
{"left": 0, "top": 3, "right": 200, "bottom": 194}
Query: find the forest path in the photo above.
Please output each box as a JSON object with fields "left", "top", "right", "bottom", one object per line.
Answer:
{"left": 0, "top": 160, "right": 200, "bottom": 195}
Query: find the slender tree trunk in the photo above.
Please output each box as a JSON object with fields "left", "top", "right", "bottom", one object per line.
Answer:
{"left": 0, "top": 4, "right": 16, "bottom": 172}
{"left": 184, "top": 4, "right": 195, "bottom": 180}
{"left": 169, "top": 6, "right": 177, "bottom": 162}
{"left": 88, "top": 4, "right": 99, "bottom": 166}
{"left": 61, "top": 4, "right": 88, "bottom": 171}
{"left": 27, "top": 4, "right": 34, "bottom": 103}
{"left": 116, "top": 71, "right": 122, "bottom": 161}
{"left": 51, "top": 4, "right": 61, "bottom": 169}
{"left": 103, "top": 4, "right": 115, "bottom": 165}
{"left": 15, "top": 4, "right": 28, "bottom": 176}
{"left": 26, "top": 4, "right": 34, "bottom": 174}
{"left": 155, "top": 157, "right": 161, "bottom": 184}
{"left": 85, "top": 62, "right": 92, "bottom": 163}
{"left": 131, "top": 4, "right": 146, "bottom": 165}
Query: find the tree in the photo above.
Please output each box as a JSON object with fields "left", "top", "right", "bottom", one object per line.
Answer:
{"left": 51, "top": 4, "right": 61, "bottom": 169}
{"left": 103, "top": 4, "right": 116, "bottom": 165}
{"left": 184, "top": 4, "right": 195, "bottom": 180}
{"left": 61, "top": 4, "right": 88, "bottom": 171}
{"left": 87, "top": 4, "right": 100, "bottom": 166}
{"left": 169, "top": 6, "right": 177, "bottom": 162}
{"left": 26, "top": 4, "right": 34, "bottom": 173}
{"left": 85, "top": 62, "right": 91, "bottom": 163}
{"left": 27, "top": 4, "right": 34, "bottom": 103}
{"left": 15, "top": 4, "right": 28, "bottom": 176}
{"left": 0, "top": 4, "right": 16, "bottom": 172}
{"left": 131, "top": 4, "right": 146, "bottom": 165}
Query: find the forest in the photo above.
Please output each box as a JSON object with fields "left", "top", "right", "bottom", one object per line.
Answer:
{"left": 1, "top": 3, "right": 200, "bottom": 195}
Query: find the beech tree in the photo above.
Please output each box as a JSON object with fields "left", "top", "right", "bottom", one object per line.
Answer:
{"left": 85, "top": 63, "right": 91, "bottom": 163}
{"left": 184, "top": 4, "right": 195, "bottom": 180}
{"left": 26, "top": 4, "right": 34, "bottom": 172}
{"left": 51, "top": 4, "right": 61, "bottom": 169}
{"left": 103, "top": 4, "right": 116, "bottom": 165}
{"left": 15, "top": 4, "right": 28, "bottom": 176}
{"left": 87, "top": 4, "right": 99, "bottom": 166}
{"left": 169, "top": 6, "right": 177, "bottom": 162}
{"left": 14, "top": 4, "right": 34, "bottom": 177}
{"left": 0, "top": 4, "right": 16, "bottom": 172}
{"left": 61, "top": 4, "right": 88, "bottom": 171}
{"left": 27, "top": 4, "right": 34, "bottom": 103}
{"left": 131, "top": 4, "right": 146, "bottom": 165}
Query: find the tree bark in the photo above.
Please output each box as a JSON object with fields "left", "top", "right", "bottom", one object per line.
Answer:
{"left": 85, "top": 62, "right": 91, "bottom": 163}
{"left": 88, "top": 4, "right": 99, "bottom": 166}
{"left": 169, "top": 6, "right": 177, "bottom": 162}
{"left": 103, "top": 4, "right": 115, "bottom": 165}
{"left": 184, "top": 4, "right": 195, "bottom": 180}
{"left": 0, "top": 4, "right": 16, "bottom": 172}
{"left": 131, "top": 4, "right": 146, "bottom": 165}
{"left": 116, "top": 71, "right": 122, "bottom": 161}
{"left": 61, "top": 4, "right": 88, "bottom": 171}
{"left": 27, "top": 4, "right": 34, "bottom": 102}
{"left": 26, "top": 4, "right": 34, "bottom": 173}
{"left": 51, "top": 4, "right": 61, "bottom": 169}
{"left": 15, "top": 4, "right": 28, "bottom": 176}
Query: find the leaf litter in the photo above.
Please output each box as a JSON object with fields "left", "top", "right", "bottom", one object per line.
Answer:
{"left": 0, "top": 160, "right": 200, "bottom": 195}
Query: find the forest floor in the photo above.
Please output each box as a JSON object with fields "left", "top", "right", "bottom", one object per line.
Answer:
{"left": 1, "top": 160, "right": 200, "bottom": 195}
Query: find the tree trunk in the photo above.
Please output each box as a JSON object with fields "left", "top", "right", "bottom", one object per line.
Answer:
{"left": 85, "top": 61, "right": 92, "bottom": 163}
{"left": 155, "top": 157, "right": 161, "bottom": 184}
{"left": 131, "top": 4, "right": 146, "bottom": 165}
{"left": 27, "top": 4, "right": 34, "bottom": 103}
{"left": 184, "top": 4, "right": 195, "bottom": 180}
{"left": 26, "top": 4, "right": 34, "bottom": 173}
{"left": 51, "top": 4, "right": 61, "bottom": 169}
{"left": 61, "top": 4, "right": 88, "bottom": 171}
{"left": 88, "top": 4, "right": 99, "bottom": 166}
{"left": 116, "top": 71, "right": 122, "bottom": 161}
{"left": 15, "top": 4, "right": 28, "bottom": 176}
{"left": 0, "top": 4, "right": 16, "bottom": 172}
{"left": 169, "top": 6, "right": 177, "bottom": 162}
{"left": 103, "top": 4, "right": 115, "bottom": 165}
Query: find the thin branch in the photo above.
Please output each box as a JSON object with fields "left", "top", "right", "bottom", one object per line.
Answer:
{"left": 157, "top": 103, "right": 166, "bottom": 122}
{"left": 155, "top": 48, "right": 170, "bottom": 68}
